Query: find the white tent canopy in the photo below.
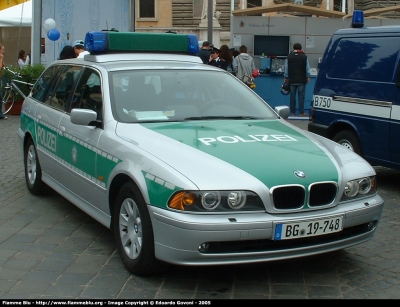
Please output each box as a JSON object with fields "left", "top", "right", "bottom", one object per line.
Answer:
{"left": 0, "top": 1, "right": 32, "bottom": 27}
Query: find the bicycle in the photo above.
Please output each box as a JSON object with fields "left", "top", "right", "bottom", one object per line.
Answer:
{"left": 1, "top": 66, "right": 34, "bottom": 115}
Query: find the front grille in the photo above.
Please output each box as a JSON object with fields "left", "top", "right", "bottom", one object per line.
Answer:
{"left": 309, "top": 182, "right": 338, "bottom": 207}
{"left": 203, "top": 223, "right": 372, "bottom": 254}
{"left": 272, "top": 186, "right": 305, "bottom": 209}
{"left": 272, "top": 182, "right": 338, "bottom": 210}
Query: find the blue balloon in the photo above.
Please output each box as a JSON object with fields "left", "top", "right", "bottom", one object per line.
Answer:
{"left": 47, "top": 28, "right": 60, "bottom": 41}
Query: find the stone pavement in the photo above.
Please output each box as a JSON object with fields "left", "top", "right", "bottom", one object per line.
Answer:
{"left": 0, "top": 114, "right": 399, "bottom": 299}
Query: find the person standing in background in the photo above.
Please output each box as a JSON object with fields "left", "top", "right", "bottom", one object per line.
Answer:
{"left": 0, "top": 44, "right": 7, "bottom": 120}
{"left": 284, "top": 43, "right": 310, "bottom": 117}
{"left": 17, "top": 50, "right": 30, "bottom": 69}
{"left": 197, "top": 41, "right": 212, "bottom": 64}
{"left": 59, "top": 45, "right": 76, "bottom": 60}
{"left": 219, "top": 45, "right": 233, "bottom": 73}
{"left": 208, "top": 47, "right": 228, "bottom": 70}
{"left": 233, "top": 45, "right": 255, "bottom": 81}
{"left": 73, "top": 40, "right": 90, "bottom": 58}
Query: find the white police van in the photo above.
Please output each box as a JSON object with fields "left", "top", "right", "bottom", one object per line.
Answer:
{"left": 309, "top": 11, "right": 400, "bottom": 171}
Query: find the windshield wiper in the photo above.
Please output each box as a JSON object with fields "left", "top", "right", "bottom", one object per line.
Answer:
{"left": 183, "top": 116, "right": 263, "bottom": 120}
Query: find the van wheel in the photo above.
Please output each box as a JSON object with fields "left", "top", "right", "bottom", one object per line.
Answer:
{"left": 113, "top": 182, "right": 166, "bottom": 276}
{"left": 333, "top": 130, "right": 362, "bottom": 156}
{"left": 24, "top": 138, "right": 46, "bottom": 195}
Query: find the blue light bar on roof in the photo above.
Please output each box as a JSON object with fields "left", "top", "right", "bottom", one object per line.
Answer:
{"left": 351, "top": 10, "right": 364, "bottom": 28}
{"left": 84, "top": 31, "right": 199, "bottom": 54}
{"left": 85, "top": 32, "right": 108, "bottom": 52}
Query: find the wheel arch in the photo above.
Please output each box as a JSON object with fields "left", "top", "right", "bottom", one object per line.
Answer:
{"left": 108, "top": 173, "right": 145, "bottom": 229}
{"left": 23, "top": 131, "right": 35, "bottom": 155}
{"left": 326, "top": 120, "right": 359, "bottom": 140}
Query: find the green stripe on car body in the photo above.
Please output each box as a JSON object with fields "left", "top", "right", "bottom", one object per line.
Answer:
{"left": 21, "top": 113, "right": 121, "bottom": 189}
{"left": 57, "top": 129, "right": 121, "bottom": 188}
{"left": 143, "top": 171, "right": 182, "bottom": 207}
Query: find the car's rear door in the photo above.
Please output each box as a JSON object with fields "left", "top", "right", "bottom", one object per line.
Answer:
{"left": 30, "top": 65, "right": 84, "bottom": 182}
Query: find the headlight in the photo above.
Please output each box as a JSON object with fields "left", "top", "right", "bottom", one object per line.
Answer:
{"left": 358, "top": 177, "right": 372, "bottom": 194}
{"left": 344, "top": 180, "right": 359, "bottom": 197}
{"left": 168, "top": 190, "right": 263, "bottom": 212}
{"left": 341, "top": 176, "right": 376, "bottom": 201}
{"left": 227, "top": 191, "right": 246, "bottom": 209}
{"left": 201, "top": 192, "right": 221, "bottom": 210}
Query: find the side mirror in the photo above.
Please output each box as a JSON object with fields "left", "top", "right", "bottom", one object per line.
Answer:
{"left": 274, "top": 106, "right": 290, "bottom": 120}
{"left": 70, "top": 108, "right": 99, "bottom": 126}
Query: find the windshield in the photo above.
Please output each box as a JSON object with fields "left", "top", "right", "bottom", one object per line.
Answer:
{"left": 109, "top": 70, "right": 277, "bottom": 123}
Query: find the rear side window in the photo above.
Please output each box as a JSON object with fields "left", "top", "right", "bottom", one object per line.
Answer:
{"left": 31, "top": 66, "right": 61, "bottom": 101}
{"left": 43, "top": 65, "right": 83, "bottom": 111}
{"left": 327, "top": 36, "right": 400, "bottom": 83}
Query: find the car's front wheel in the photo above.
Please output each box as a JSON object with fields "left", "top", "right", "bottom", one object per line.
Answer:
{"left": 24, "top": 138, "right": 46, "bottom": 195}
{"left": 333, "top": 130, "right": 362, "bottom": 156}
{"left": 113, "top": 182, "right": 165, "bottom": 276}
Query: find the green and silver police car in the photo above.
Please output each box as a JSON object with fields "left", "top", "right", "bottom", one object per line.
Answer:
{"left": 18, "top": 31, "right": 384, "bottom": 276}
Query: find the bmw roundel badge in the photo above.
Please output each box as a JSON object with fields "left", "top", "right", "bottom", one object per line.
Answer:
{"left": 294, "top": 170, "right": 307, "bottom": 178}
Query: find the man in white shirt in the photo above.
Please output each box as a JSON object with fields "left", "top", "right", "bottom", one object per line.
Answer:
{"left": 73, "top": 40, "right": 90, "bottom": 58}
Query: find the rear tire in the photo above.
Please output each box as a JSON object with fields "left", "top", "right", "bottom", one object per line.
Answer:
{"left": 1, "top": 88, "right": 15, "bottom": 115}
{"left": 113, "top": 182, "right": 166, "bottom": 276}
{"left": 24, "top": 138, "right": 46, "bottom": 195}
{"left": 332, "top": 130, "right": 362, "bottom": 156}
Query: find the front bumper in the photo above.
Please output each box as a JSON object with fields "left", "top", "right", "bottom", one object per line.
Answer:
{"left": 308, "top": 122, "right": 329, "bottom": 138}
{"left": 150, "top": 194, "right": 383, "bottom": 266}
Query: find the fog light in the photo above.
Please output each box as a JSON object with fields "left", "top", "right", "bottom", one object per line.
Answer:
{"left": 367, "top": 221, "right": 377, "bottom": 230}
{"left": 198, "top": 242, "right": 209, "bottom": 253}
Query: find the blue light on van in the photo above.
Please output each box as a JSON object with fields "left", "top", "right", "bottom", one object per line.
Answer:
{"left": 351, "top": 10, "right": 364, "bottom": 28}
{"left": 84, "top": 31, "right": 199, "bottom": 54}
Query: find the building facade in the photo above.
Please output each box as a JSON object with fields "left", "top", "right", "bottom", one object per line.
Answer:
{"left": 135, "top": 0, "right": 241, "bottom": 47}
{"left": 134, "top": 0, "right": 400, "bottom": 47}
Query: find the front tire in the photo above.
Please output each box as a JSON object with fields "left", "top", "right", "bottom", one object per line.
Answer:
{"left": 332, "top": 130, "right": 362, "bottom": 156}
{"left": 24, "top": 138, "right": 46, "bottom": 195}
{"left": 113, "top": 182, "right": 165, "bottom": 276}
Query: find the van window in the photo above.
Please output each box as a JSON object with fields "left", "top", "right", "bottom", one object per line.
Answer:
{"left": 328, "top": 37, "right": 400, "bottom": 83}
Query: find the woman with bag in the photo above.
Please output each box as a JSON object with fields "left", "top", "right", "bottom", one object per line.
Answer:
{"left": 232, "top": 45, "right": 256, "bottom": 88}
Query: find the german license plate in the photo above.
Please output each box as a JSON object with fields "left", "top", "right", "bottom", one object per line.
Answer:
{"left": 274, "top": 216, "right": 343, "bottom": 240}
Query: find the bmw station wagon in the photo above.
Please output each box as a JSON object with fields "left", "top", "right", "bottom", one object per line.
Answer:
{"left": 18, "top": 31, "right": 384, "bottom": 276}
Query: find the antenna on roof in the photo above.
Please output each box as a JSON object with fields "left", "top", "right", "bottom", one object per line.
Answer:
{"left": 102, "top": 21, "right": 115, "bottom": 32}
